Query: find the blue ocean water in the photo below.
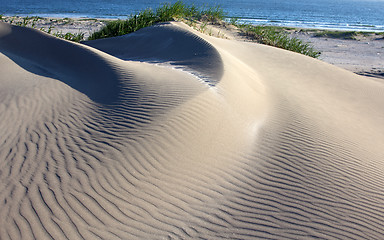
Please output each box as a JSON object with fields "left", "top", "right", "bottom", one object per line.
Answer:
{"left": 1, "top": 0, "right": 383, "bottom": 31}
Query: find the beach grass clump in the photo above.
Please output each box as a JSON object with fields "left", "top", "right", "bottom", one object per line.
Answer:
{"left": 0, "top": 16, "right": 85, "bottom": 42}
{"left": 89, "top": 1, "right": 224, "bottom": 40}
{"left": 314, "top": 30, "right": 384, "bottom": 40}
{"left": 200, "top": 6, "right": 225, "bottom": 22}
{"left": 88, "top": 10, "right": 156, "bottom": 40}
{"left": 52, "top": 31, "right": 85, "bottom": 42}
{"left": 314, "top": 30, "right": 358, "bottom": 40}
{"left": 5, "top": 16, "right": 42, "bottom": 28}
{"left": 156, "top": 1, "right": 194, "bottom": 21}
{"left": 236, "top": 23, "right": 320, "bottom": 58}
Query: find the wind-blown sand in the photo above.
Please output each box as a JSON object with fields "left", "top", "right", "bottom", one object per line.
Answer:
{"left": 1, "top": 21, "right": 384, "bottom": 239}
{"left": 2, "top": 16, "right": 383, "bottom": 78}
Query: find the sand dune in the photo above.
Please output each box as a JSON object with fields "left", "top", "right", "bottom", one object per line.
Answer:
{"left": 1, "top": 21, "right": 384, "bottom": 239}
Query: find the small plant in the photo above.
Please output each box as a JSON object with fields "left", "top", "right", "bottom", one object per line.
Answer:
{"left": 53, "top": 31, "right": 85, "bottom": 42}
{"left": 44, "top": 25, "right": 54, "bottom": 34}
{"left": 201, "top": 6, "right": 224, "bottom": 23}
{"left": 156, "top": 1, "right": 190, "bottom": 21}
{"left": 185, "top": 19, "right": 197, "bottom": 28}
{"left": 216, "top": 30, "right": 225, "bottom": 38}
{"left": 200, "top": 21, "right": 208, "bottom": 33}
{"left": 229, "top": 17, "right": 239, "bottom": 25}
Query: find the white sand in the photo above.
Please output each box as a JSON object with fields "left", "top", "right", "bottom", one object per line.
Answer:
{"left": 290, "top": 31, "right": 384, "bottom": 78}
{"left": 1, "top": 21, "right": 384, "bottom": 239}
{"left": 2, "top": 16, "right": 383, "bottom": 78}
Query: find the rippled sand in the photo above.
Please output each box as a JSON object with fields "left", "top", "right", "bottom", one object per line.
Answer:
{"left": 1, "top": 21, "right": 384, "bottom": 239}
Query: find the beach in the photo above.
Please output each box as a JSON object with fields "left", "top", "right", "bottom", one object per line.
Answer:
{"left": 290, "top": 30, "right": 384, "bottom": 79}
{"left": 1, "top": 16, "right": 384, "bottom": 239}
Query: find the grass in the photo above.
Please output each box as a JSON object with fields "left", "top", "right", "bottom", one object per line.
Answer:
{"left": 233, "top": 21, "right": 320, "bottom": 58}
{"left": 314, "top": 30, "right": 358, "bottom": 40}
{"left": 88, "top": 1, "right": 224, "bottom": 40}
{"left": 314, "top": 30, "right": 384, "bottom": 40}
{"left": 89, "top": 1, "right": 319, "bottom": 58}
{"left": 0, "top": 15, "right": 85, "bottom": 42}
{"left": 52, "top": 31, "right": 85, "bottom": 42}
{"left": 1, "top": 2, "right": 320, "bottom": 57}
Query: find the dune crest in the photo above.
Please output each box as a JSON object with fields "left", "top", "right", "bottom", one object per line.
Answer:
{"left": 1, "top": 21, "right": 384, "bottom": 239}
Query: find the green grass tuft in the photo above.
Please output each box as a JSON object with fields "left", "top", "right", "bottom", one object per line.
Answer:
{"left": 88, "top": 1, "right": 224, "bottom": 40}
{"left": 314, "top": 30, "right": 358, "bottom": 40}
{"left": 235, "top": 24, "right": 320, "bottom": 58}
{"left": 0, "top": 16, "right": 85, "bottom": 42}
{"left": 53, "top": 31, "right": 85, "bottom": 42}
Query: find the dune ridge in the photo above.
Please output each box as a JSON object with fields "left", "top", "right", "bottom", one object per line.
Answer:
{"left": 1, "top": 21, "right": 384, "bottom": 239}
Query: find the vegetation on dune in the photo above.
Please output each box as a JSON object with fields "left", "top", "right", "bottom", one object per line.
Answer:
{"left": 53, "top": 31, "right": 85, "bottom": 42}
{"left": 1, "top": 2, "right": 321, "bottom": 57}
{"left": 88, "top": 1, "right": 224, "bottom": 40}
{"left": 0, "top": 15, "right": 86, "bottom": 42}
{"left": 89, "top": 1, "right": 320, "bottom": 58}
{"left": 314, "top": 30, "right": 358, "bottom": 40}
{"left": 231, "top": 20, "right": 321, "bottom": 58}
{"left": 313, "top": 30, "right": 384, "bottom": 40}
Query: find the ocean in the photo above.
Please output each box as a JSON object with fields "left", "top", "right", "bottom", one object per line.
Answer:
{"left": 1, "top": 0, "right": 384, "bottom": 32}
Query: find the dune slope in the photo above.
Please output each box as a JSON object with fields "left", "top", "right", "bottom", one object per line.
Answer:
{"left": 0, "top": 22, "right": 384, "bottom": 239}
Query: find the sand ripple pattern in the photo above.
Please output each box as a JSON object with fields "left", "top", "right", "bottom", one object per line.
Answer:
{"left": 1, "top": 22, "right": 384, "bottom": 239}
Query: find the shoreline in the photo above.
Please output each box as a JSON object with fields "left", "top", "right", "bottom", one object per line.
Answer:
{"left": 235, "top": 19, "right": 384, "bottom": 33}
{"left": 1, "top": 15, "right": 383, "bottom": 79}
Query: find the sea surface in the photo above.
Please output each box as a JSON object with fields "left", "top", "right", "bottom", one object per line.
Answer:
{"left": 1, "top": 0, "right": 384, "bottom": 32}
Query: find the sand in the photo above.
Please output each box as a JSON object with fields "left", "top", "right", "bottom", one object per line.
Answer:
{"left": 1, "top": 16, "right": 383, "bottom": 79}
{"left": 0, "top": 16, "right": 107, "bottom": 39}
{"left": 290, "top": 31, "right": 384, "bottom": 79}
{"left": 1, "top": 21, "right": 384, "bottom": 239}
